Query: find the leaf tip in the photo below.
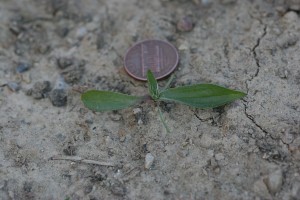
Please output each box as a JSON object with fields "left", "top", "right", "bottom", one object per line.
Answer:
{"left": 237, "top": 91, "right": 247, "bottom": 98}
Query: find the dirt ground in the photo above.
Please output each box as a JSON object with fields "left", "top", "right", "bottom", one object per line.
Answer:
{"left": 0, "top": 0, "right": 299, "bottom": 199}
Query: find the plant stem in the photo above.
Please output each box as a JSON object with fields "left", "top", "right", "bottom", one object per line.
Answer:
{"left": 157, "top": 105, "right": 170, "bottom": 133}
{"left": 162, "top": 74, "right": 175, "bottom": 92}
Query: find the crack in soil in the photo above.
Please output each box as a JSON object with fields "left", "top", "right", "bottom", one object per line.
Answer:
{"left": 193, "top": 108, "right": 224, "bottom": 127}
{"left": 245, "top": 15, "right": 267, "bottom": 93}
{"left": 242, "top": 101, "right": 268, "bottom": 135}
{"left": 242, "top": 17, "right": 269, "bottom": 139}
{"left": 251, "top": 25, "right": 267, "bottom": 78}
{"left": 194, "top": 112, "right": 214, "bottom": 123}
{"left": 242, "top": 100, "right": 288, "bottom": 155}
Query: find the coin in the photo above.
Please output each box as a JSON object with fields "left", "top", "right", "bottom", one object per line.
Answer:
{"left": 124, "top": 39, "right": 179, "bottom": 81}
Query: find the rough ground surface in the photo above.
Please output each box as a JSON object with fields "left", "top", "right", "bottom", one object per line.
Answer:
{"left": 0, "top": 0, "right": 299, "bottom": 199}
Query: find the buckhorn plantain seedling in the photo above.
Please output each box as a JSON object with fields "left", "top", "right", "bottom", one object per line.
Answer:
{"left": 81, "top": 70, "right": 246, "bottom": 132}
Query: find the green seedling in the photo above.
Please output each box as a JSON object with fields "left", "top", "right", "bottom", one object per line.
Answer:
{"left": 81, "top": 70, "right": 246, "bottom": 132}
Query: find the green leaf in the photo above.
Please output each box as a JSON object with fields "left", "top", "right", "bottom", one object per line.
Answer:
{"left": 81, "top": 90, "right": 141, "bottom": 111}
{"left": 147, "top": 70, "right": 160, "bottom": 100}
{"left": 160, "top": 84, "right": 246, "bottom": 109}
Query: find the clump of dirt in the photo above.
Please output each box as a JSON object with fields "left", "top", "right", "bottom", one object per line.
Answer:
{"left": 27, "top": 81, "right": 51, "bottom": 99}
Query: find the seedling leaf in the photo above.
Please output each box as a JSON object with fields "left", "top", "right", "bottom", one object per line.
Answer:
{"left": 160, "top": 84, "right": 246, "bottom": 109}
{"left": 147, "top": 70, "right": 160, "bottom": 100}
{"left": 81, "top": 90, "right": 141, "bottom": 111}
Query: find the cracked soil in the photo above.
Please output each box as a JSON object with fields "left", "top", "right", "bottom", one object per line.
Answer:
{"left": 0, "top": 0, "right": 300, "bottom": 199}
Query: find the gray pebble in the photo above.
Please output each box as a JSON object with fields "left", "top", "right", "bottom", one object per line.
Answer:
{"left": 265, "top": 169, "right": 283, "bottom": 194}
{"left": 145, "top": 153, "right": 154, "bottom": 169}
{"left": 177, "top": 16, "right": 194, "bottom": 32}
{"left": 119, "top": 136, "right": 126, "bottom": 142}
{"left": 49, "top": 89, "right": 67, "bottom": 107}
{"left": 283, "top": 11, "right": 298, "bottom": 23}
{"left": 7, "top": 82, "right": 20, "bottom": 92}
{"left": 16, "top": 63, "right": 31, "bottom": 73}
{"left": 277, "top": 33, "right": 298, "bottom": 49}
{"left": 110, "top": 182, "right": 126, "bottom": 196}
{"left": 57, "top": 57, "right": 73, "bottom": 69}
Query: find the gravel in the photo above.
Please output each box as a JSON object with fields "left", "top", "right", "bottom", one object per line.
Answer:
{"left": 49, "top": 89, "right": 67, "bottom": 107}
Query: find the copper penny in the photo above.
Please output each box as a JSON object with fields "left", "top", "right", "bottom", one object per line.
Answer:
{"left": 124, "top": 39, "right": 179, "bottom": 81}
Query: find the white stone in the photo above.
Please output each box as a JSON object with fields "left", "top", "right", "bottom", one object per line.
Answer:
{"left": 215, "top": 153, "right": 225, "bottom": 161}
{"left": 133, "top": 108, "right": 142, "bottom": 114}
{"left": 145, "top": 153, "right": 154, "bottom": 169}
{"left": 253, "top": 179, "right": 272, "bottom": 199}
{"left": 265, "top": 169, "right": 283, "bottom": 194}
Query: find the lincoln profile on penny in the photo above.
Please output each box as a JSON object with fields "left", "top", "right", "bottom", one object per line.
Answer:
{"left": 124, "top": 39, "right": 179, "bottom": 81}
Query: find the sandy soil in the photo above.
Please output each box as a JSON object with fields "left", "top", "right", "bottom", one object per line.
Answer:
{"left": 0, "top": 0, "right": 300, "bottom": 199}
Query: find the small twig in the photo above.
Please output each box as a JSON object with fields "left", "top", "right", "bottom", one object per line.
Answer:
{"left": 121, "top": 166, "right": 141, "bottom": 182}
{"left": 50, "top": 156, "right": 115, "bottom": 167}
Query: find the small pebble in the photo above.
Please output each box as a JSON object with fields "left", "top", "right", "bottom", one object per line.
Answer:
{"left": 283, "top": 11, "right": 299, "bottom": 23}
{"left": 61, "top": 60, "right": 85, "bottom": 84}
{"left": 145, "top": 153, "right": 154, "bottom": 169}
{"left": 7, "top": 82, "right": 20, "bottom": 92}
{"left": 109, "top": 113, "right": 122, "bottom": 121}
{"left": 277, "top": 33, "right": 298, "bottom": 49}
{"left": 177, "top": 16, "right": 194, "bottom": 32}
{"left": 281, "top": 131, "right": 294, "bottom": 144}
{"left": 276, "top": 68, "right": 289, "bottom": 79}
{"left": 178, "top": 43, "right": 189, "bottom": 50}
{"left": 105, "top": 136, "right": 113, "bottom": 147}
{"left": 9, "top": 21, "right": 21, "bottom": 35}
{"left": 110, "top": 182, "right": 126, "bottom": 196}
{"left": 265, "top": 169, "right": 283, "bottom": 194}
{"left": 213, "top": 166, "right": 221, "bottom": 174}
{"left": 253, "top": 179, "right": 272, "bottom": 199}
{"left": 119, "top": 136, "right": 126, "bottom": 142}
{"left": 29, "top": 81, "right": 51, "bottom": 99}
{"left": 21, "top": 73, "right": 31, "bottom": 83}
{"left": 57, "top": 57, "right": 73, "bottom": 69}
{"left": 76, "top": 27, "right": 88, "bottom": 39}
{"left": 133, "top": 108, "right": 142, "bottom": 114}
{"left": 291, "top": 182, "right": 300, "bottom": 199}
{"left": 215, "top": 153, "right": 225, "bottom": 161}
{"left": 137, "top": 119, "right": 143, "bottom": 125}
{"left": 16, "top": 62, "right": 31, "bottom": 73}
{"left": 49, "top": 89, "right": 67, "bottom": 107}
